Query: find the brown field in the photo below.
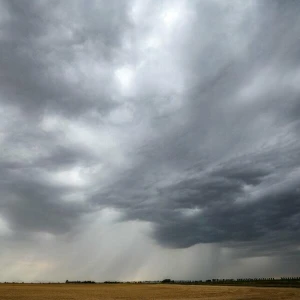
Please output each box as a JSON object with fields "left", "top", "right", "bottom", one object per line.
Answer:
{"left": 1, "top": 283, "right": 300, "bottom": 300}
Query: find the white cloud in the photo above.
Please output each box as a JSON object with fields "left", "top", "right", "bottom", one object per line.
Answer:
{"left": 0, "top": 215, "right": 11, "bottom": 236}
{"left": 115, "top": 66, "right": 136, "bottom": 95}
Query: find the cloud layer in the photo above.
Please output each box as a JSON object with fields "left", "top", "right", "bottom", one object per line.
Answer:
{"left": 1, "top": 0, "right": 300, "bottom": 281}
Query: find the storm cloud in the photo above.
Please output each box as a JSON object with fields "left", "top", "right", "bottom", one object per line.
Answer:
{"left": 1, "top": 0, "right": 300, "bottom": 281}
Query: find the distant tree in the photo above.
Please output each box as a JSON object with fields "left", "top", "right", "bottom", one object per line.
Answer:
{"left": 161, "top": 279, "right": 172, "bottom": 283}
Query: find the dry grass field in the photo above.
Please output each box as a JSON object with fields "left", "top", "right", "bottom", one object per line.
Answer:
{"left": 1, "top": 283, "right": 300, "bottom": 300}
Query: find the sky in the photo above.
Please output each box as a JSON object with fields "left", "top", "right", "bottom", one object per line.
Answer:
{"left": 0, "top": 0, "right": 300, "bottom": 282}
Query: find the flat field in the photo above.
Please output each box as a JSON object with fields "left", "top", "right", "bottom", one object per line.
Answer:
{"left": 1, "top": 283, "right": 300, "bottom": 300}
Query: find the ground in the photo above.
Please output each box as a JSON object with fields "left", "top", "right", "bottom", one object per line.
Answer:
{"left": 1, "top": 283, "right": 300, "bottom": 300}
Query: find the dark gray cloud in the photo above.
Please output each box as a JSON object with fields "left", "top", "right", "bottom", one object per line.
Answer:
{"left": 0, "top": 165, "right": 89, "bottom": 234}
{"left": 1, "top": 0, "right": 300, "bottom": 281}
{"left": 0, "top": 0, "right": 131, "bottom": 117}
{"left": 0, "top": 0, "right": 132, "bottom": 243}
{"left": 90, "top": 0, "right": 300, "bottom": 255}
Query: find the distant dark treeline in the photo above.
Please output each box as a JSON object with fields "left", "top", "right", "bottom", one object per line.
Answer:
{"left": 102, "top": 277, "right": 300, "bottom": 288}
{"left": 161, "top": 277, "right": 300, "bottom": 284}
{"left": 1, "top": 277, "right": 300, "bottom": 286}
{"left": 65, "top": 280, "right": 95, "bottom": 284}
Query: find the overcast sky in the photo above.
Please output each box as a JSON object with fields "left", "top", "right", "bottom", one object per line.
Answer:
{"left": 1, "top": 0, "right": 300, "bottom": 282}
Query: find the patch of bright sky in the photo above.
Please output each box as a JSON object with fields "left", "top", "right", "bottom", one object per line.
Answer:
{"left": 161, "top": 6, "right": 181, "bottom": 28}
{"left": 52, "top": 166, "right": 87, "bottom": 187}
{"left": 0, "top": 215, "right": 11, "bottom": 236}
{"left": 178, "top": 207, "right": 203, "bottom": 218}
{"left": 115, "top": 66, "right": 136, "bottom": 95}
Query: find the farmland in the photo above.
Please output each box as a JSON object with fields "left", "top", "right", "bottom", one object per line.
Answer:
{"left": 1, "top": 283, "right": 300, "bottom": 300}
